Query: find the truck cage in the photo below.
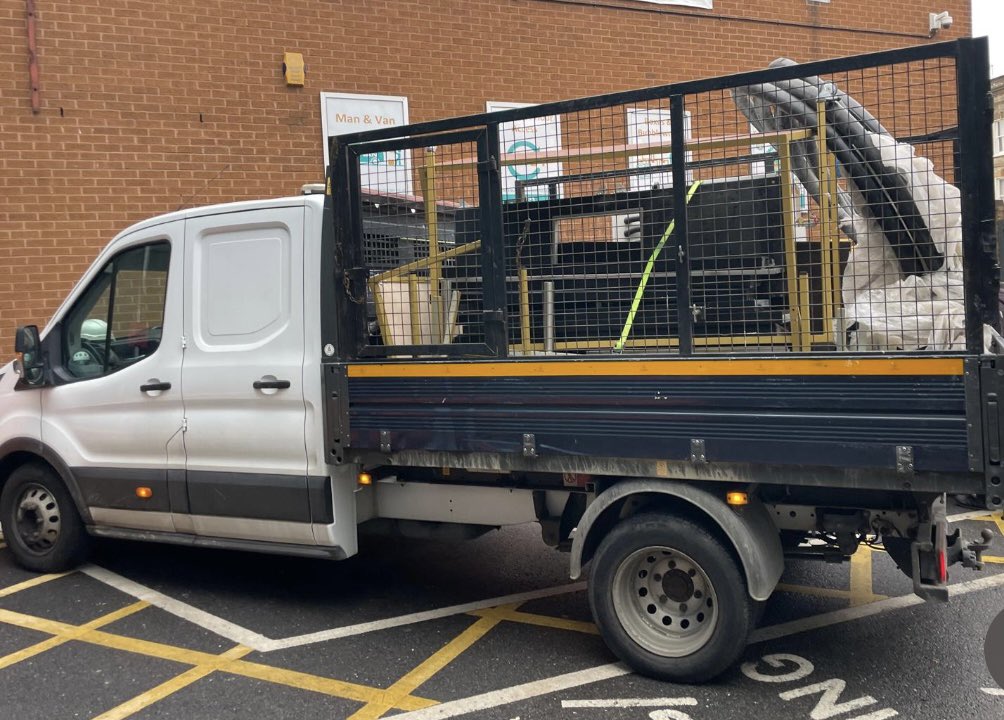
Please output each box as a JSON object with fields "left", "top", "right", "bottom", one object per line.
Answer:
{"left": 322, "top": 38, "right": 1003, "bottom": 509}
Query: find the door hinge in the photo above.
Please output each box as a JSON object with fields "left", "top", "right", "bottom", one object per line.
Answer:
{"left": 181, "top": 417, "right": 188, "bottom": 432}
{"left": 181, "top": 335, "right": 188, "bottom": 349}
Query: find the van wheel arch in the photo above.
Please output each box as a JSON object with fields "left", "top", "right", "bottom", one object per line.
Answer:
{"left": 570, "top": 479, "right": 783, "bottom": 603}
{"left": 0, "top": 441, "right": 91, "bottom": 524}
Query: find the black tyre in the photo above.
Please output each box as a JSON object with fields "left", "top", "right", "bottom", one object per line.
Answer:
{"left": 588, "top": 511, "right": 753, "bottom": 683}
{"left": 0, "top": 462, "right": 91, "bottom": 573}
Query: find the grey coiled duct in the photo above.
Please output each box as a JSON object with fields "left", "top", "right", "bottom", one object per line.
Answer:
{"left": 732, "top": 59, "right": 942, "bottom": 276}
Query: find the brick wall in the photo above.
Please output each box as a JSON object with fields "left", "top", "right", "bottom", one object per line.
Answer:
{"left": 0, "top": 0, "right": 972, "bottom": 356}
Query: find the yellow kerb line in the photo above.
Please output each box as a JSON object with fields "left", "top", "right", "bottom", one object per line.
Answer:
{"left": 0, "top": 606, "right": 435, "bottom": 712}
{"left": 92, "top": 644, "right": 254, "bottom": 720}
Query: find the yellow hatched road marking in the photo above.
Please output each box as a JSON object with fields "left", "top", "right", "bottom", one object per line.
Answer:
{"left": 0, "top": 601, "right": 148, "bottom": 671}
{"left": 347, "top": 608, "right": 510, "bottom": 720}
{"left": 92, "top": 644, "right": 253, "bottom": 720}
{"left": 0, "top": 571, "right": 70, "bottom": 599}
{"left": 0, "top": 607, "right": 435, "bottom": 712}
{"left": 468, "top": 606, "right": 599, "bottom": 635}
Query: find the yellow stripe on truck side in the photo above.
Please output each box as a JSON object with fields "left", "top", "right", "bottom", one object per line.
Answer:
{"left": 345, "top": 356, "right": 964, "bottom": 379}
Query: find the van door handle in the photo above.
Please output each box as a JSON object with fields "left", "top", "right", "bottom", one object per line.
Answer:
{"left": 140, "top": 380, "right": 171, "bottom": 393}
{"left": 253, "top": 378, "right": 291, "bottom": 390}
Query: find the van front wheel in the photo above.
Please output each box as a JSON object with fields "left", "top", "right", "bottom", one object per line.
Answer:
{"left": 0, "top": 462, "right": 90, "bottom": 573}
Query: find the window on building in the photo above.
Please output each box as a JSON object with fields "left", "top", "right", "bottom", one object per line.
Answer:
{"left": 997, "top": 177, "right": 1004, "bottom": 201}
{"left": 995, "top": 120, "right": 1004, "bottom": 156}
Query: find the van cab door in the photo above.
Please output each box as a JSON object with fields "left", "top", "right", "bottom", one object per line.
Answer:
{"left": 180, "top": 205, "right": 313, "bottom": 544}
{"left": 40, "top": 223, "right": 186, "bottom": 531}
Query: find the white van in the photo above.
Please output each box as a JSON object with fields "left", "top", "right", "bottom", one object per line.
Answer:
{"left": 0, "top": 194, "right": 363, "bottom": 569}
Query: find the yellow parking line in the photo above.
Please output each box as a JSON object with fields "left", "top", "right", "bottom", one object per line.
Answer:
{"left": 848, "top": 546, "right": 883, "bottom": 607}
{"left": 0, "top": 606, "right": 434, "bottom": 712}
{"left": 983, "top": 555, "right": 1004, "bottom": 564}
{"left": 92, "top": 644, "right": 253, "bottom": 720}
{"left": 228, "top": 657, "right": 436, "bottom": 711}
{"left": 0, "top": 571, "right": 71, "bottom": 599}
{"left": 469, "top": 606, "right": 600, "bottom": 635}
{"left": 347, "top": 609, "right": 507, "bottom": 720}
{"left": 0, "top": 601, "right": 148, "bottom": 671}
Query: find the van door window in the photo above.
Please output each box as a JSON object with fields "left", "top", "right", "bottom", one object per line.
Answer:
{"left": 63, "top": 242, "right": 170, "bottom": 379}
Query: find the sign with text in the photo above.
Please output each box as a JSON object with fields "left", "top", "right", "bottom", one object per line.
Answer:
{"left": 487, "top": 101, "right": 563, "bottom": 201}
{"left": 321, "top": 92, "right": 411, "bottom": 196}
{"left": 626, "top": 107, "right": 692, "bottom": 191}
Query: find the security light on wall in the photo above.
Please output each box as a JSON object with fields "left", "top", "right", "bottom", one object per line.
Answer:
{"left": 929, "top": 11, "right": 953, "bottom": 35}
{"left": 283, "top": 52, "right": 305, "bottom": 86}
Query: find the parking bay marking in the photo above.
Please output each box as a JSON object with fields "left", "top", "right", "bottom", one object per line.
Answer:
{"left": 83, "top": 562, "right": 587, "bottom": 652}
{"left": 0, "top": 570, "right": 69, "bottom": 599}
{"left": 391, "top": 571, "right": 1004, "bottom": 720}
{"left": 0, "top": 601, "right": 148, "bottom": 672}
{"left": 91, "top": 644, "right": 254, "bottom": 720}
{"left": 54, "top": 511, "right": 1003, "bottom": 655}
{"left": 0, "top": 605, "right": 437, "bottom": 713}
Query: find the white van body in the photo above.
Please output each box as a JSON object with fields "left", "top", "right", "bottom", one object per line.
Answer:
{"left": 1, "top": 195, "right": 547, "bottom": 560}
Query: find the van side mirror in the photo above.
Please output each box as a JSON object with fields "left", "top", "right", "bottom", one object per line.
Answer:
{"left": 14, "top": 325, "right": 45, "bottom": 387}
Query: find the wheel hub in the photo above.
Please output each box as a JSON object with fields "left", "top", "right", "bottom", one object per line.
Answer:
{"left": 662, "top": 568, "right": 694, "bottom": 603}
{"left": 612, "top": 546, "right": 719, "bottom": 658}
{"left": 15, "top": 484, "right": 61, "bottom": 553}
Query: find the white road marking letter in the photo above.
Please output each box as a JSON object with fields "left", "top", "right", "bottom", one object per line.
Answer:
{"left": 741, "top": 653, "right": 815, "bottom": 683}
{"left": 648, "top": 711, "right": 694, "bottom": 720}
{"left": 778, "top": 679, "right": 881, "bottom": 719}
{"left": 561, "top": 698, "right": 698, "bottom": 708}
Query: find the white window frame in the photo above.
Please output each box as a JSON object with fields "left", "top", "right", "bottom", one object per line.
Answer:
{"left": 994, "top": 119, "right": 1004, "bottom": 157}
{"left": 996, "top": 177, "right": 1004, "bottom": 201}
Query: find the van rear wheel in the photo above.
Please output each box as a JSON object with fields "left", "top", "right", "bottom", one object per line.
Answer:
{"left": 588, "top": 511, "right": 752, "bottom": 682}
{"left": 0, "top": 462, "right": 90, "bottom": 573}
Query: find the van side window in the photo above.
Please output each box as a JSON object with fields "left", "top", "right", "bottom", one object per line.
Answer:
{"left": 62, "top": 242, "right": 171, "bottom": 379}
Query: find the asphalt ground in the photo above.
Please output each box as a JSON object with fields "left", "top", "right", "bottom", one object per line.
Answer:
{"left": 1, "top": 504, "right": 1003, "bottom": 720}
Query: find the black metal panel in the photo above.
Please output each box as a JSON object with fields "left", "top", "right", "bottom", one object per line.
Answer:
{"left": 187, "top": 471, "right": 311, "bottom": 523}
{"left": 956, "top": 38, "right": 1001, "bottom": 351}
{"left": 307, "top": 475, "right": 334, "bottom": 524}
{"left": 347, "top": 374, "right": 969, "bottom": 473}
{"left": 481, "top": 121, "right": 508, "bottom": 356}
{"left": 329, "top": 41, "right": 967, "bottom": 146}
{"left": 979, "top": 358, "right": 1004, "bottom": 509}
{"left": 671, "top": 94, "right": 692, "bottom": 355}
{"left": 75, "top": 467, "right": 170, "bottom": 513}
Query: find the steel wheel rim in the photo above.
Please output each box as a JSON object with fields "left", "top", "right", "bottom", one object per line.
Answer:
{"left": 14, "top": 483, "right": 61, "bottom": 554}
{"left": 611, "top": 545, "right": 719, "bottom": 658}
